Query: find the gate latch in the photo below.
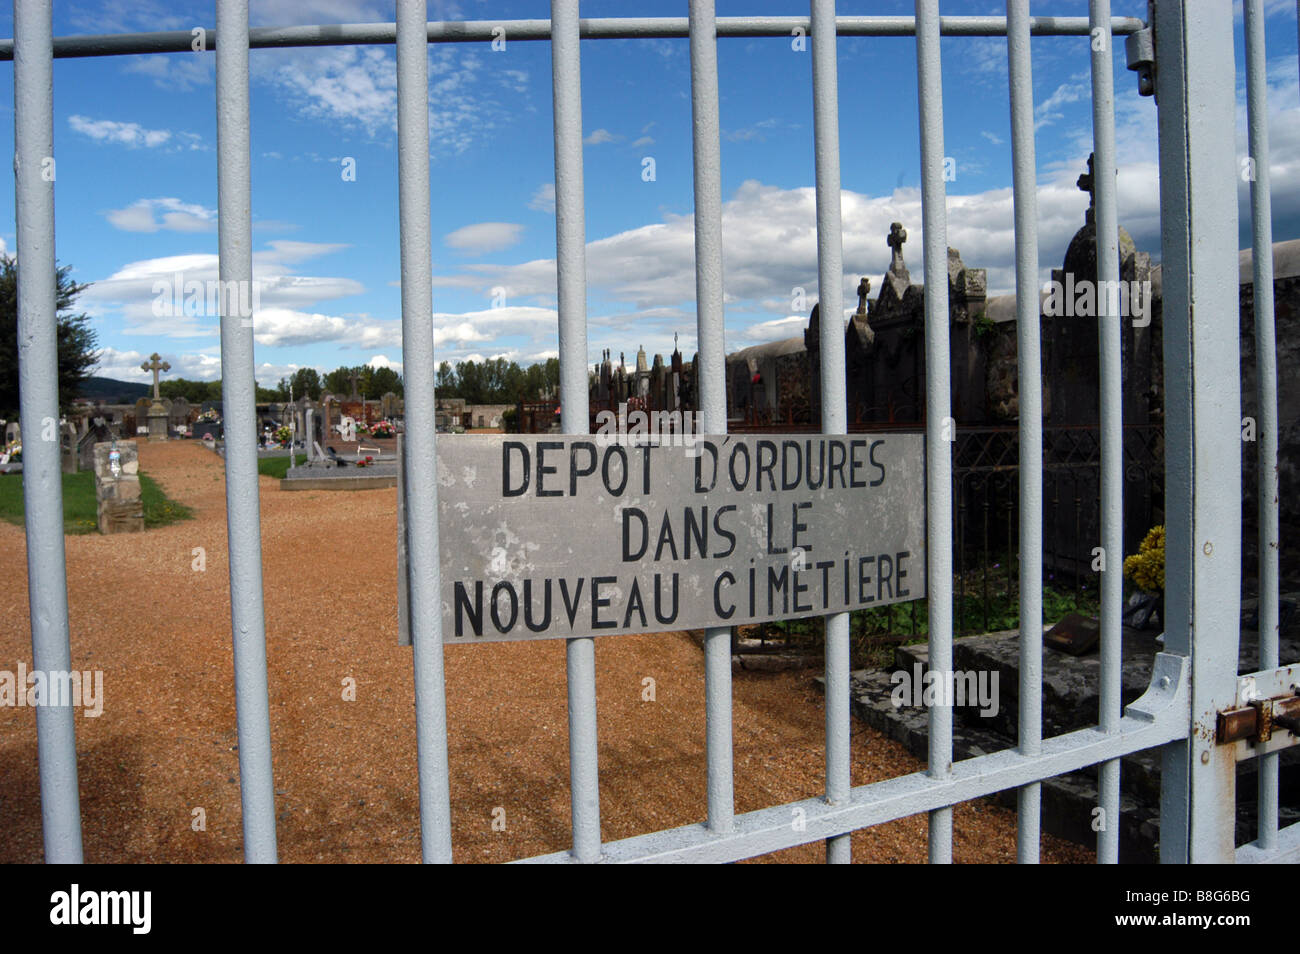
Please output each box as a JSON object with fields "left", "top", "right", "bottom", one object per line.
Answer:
{"left": 1217, "top": 690, "right": 1300, "bottom": 745}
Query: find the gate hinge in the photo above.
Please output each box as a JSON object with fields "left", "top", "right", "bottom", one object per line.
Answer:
{"left": 1125, "top": 27, "right": 1155, "bottom": 97}
{"left": 1125, "top": 3, "right": 1156, "bottom": 97}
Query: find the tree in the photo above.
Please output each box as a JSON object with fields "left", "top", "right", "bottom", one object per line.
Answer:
{"left": 290, "top": 367, "right": 322, "bottom": 401}
{"left": 160, "top": 377, "right": 217, "bottom": 403}
{"left": 0, "top": 254, "right": 98, "bottom": 416}
{"left": 436, "top": 361, "right": 458, "bottom": 398}
{"left": 324, "top": 365, "right": 359, "bottom": 397}
{"left": 367, "top": 365, "right": 401, "bottom": 399}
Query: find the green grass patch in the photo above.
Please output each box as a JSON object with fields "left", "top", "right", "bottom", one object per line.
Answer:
{"left": 257, "top": 454, "right": 307, "bottom": 479}
{"left": 0, "top": 469, "right": 193, "bottom": 534}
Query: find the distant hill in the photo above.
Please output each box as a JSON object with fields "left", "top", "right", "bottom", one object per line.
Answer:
{"left": 77, "top": 376, "right": 150, "bottom": 403}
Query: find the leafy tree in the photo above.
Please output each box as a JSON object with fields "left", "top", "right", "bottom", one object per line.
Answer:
{"left": 0, "top": 254, "right": 98, "bottom": 416}
{"left": 323, "top": 365, "right": 360, "bottom": 397}
{"left": 289, "top": 367, "right": 322, "bottom": 401}
{"left": 367, "top": 365, "right": 401, "bottom": 399}
{"left": 436, "top": 361, "right": 458, "bottom": 398}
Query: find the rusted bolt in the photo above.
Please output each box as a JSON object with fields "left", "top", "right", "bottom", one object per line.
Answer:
{"left": 1203, "top": 541, "right": 1214, "bottom": 556}
{"left": 1200, "top": 751, "right": 1210, "bottom": 764}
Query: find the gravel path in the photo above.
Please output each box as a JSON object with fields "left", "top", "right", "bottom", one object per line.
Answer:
{"left": 0, "top": 441, "right": 1089, "bottom": 863}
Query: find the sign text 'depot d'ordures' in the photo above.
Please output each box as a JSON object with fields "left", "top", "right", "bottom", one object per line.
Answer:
{"left": 431, "top": 433, "right": 926, "bottom": 642}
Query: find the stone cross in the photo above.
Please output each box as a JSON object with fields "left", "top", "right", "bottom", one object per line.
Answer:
{"left": 1077, "top": 152, "right": 1096, "bottom": 226}
{"left": 855, "top": 277, "right": 871, "bottom": 316}
{"left": 887, "top": 223, "right": 908, "bottom": 274}
{"left": 140, "top": 353, "right": 170, "bottom": 400}
{"left": 348, "top": 369, "right": 361, "bottom": 400}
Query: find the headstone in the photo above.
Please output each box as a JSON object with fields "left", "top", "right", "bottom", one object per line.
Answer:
{"left": 140, "top": 352, "right": 172, "bottom": 442}
{"left": 60, "top": 421, "right": 78, "bottom": 474}
{"left": 92, "top": 440, "right": 144, "bottom": 534}
{"left": 4, "top": 420, "right": 19, "bottom": 446}
{"left": 381, "top": 391, "right": 401, "bottom": 419}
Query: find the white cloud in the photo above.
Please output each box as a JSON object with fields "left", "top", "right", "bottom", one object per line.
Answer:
{"left": 94, "top": 345, "right": 223, "bottom": 383}
{"left": 1035, "top": 83, "right": 1089, "bottom": 131}
{"left": 528, "top": 183, "right": 556, "bottom": 214}
{"left": 105, "top": 198, "right": 217, "bottom": 234}
{"left": 123, "top": 54, "right": 212, "bottom": 92}
{"left": 444, "top": 222, "right": 525, "bottom": 254}
{"left": 256, "top": 44, "right": 518, "bottom": 155}
{"left": 68, "top": 115, "right": 172, "bottom": 148}
{"left": 583, "top": 128, "right": 619, "bottom": 145}
{"left": 80, "top": 242, "right": 366, "bottom": 340}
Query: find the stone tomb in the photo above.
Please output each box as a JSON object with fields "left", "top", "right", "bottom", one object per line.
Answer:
{"left": 93, "top": 440, "right": 144, "bottom": 534}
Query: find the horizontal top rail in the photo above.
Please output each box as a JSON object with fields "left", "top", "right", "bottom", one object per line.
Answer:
{"left": 0, "top": 16, "right": 1146, "bottom": 60}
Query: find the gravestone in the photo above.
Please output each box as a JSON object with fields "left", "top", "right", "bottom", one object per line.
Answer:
{"left": 169, "top": 396, "right": 191, "bottom": 433}
{"left": 140, "top": 352, "right": 171, "bottom": 441}
{"left": 4, "top": 420, "right": 19, "bottom": 446}
{"left": 134, "top": 398, "right": 153, "bottom": 436}
{"left": 60, "top": 421, "right": 77, "bottom": 474}
{"left": 92, "top": 440, "right": 144, "bottom": 534}
{"left": 381, "top": 391, "right": 401, "bottom": 419}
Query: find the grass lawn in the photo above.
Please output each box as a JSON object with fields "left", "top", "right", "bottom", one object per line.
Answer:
{"left": 0, "top": 469, "right": 194, "bottom": 534}
{"left": 257, "top": 454, "right": 307, "bottom": 479}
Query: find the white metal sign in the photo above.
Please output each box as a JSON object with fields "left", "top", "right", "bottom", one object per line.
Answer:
{"left": 432, "top": 433, "right": 926, "bottom": 642}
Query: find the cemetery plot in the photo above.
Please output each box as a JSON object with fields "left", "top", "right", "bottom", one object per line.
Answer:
{"left": 436, "top": 433, "right": 926, "bottom": 642}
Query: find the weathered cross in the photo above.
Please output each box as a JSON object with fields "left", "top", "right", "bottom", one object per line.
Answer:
{"left": 855, "top": 277, "right": 871, "bottom": 315}
{"left": 887, "top": 222, "right": 908, "bottom": 273}
{"left": 348, "top": 368, "right": 361, "bottom": 400}
{"left": 1077, "top": 152, "right": 1095, "bottom": 225}
{"left": 141, "top": 352, "right": 170, "bottom": 400}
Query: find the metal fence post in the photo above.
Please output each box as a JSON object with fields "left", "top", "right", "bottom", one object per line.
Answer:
{"left": 1088, "top": 0, "right": 1123, "bottom": 866}
{"left": 396, "top": 0, "right": 454, "bottom": 864}
{"left": 915, "top": 0, "right": 955, "bottom": 864}
{"left": 216, "top": 0, "right": 278, "bottom": 864}
{"left": 1006, "top": 0, "right": 1043, "bottom": 865}
{"left": 1153, "top": 0, "right": 1241, "bottom": 864}
{"left": 14, "top": 0, "right": 83, "bottom": 864}
{"left": 551, "top": 0, "right": 603, "bottom": 863}
{"left": 688, "top": 0, "right": 735, "bottom": 835}
{"left": 1243, "top": 0, "right": 1280, "bottom": 853}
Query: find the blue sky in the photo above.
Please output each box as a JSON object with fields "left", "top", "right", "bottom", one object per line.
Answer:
{"left": 0, "top": 0, "right": 1297, "bottom": 390}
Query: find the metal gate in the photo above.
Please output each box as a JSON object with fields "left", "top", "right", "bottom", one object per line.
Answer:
{"left": 8, "top": 0, "right": 1297, "bottom": 863}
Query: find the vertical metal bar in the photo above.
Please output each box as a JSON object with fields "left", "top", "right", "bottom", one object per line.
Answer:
{"left": 688, "top": 0, "right": 734, "bottom": 834}
{"left": 1153, "top": 0, "right": 1241, "bottom": 864}
{"left": 396, "top": 0, "right": 453, "bottom": 864}
{"left": 1006, "top": 0, "right": 1042, "bottom": 865}
{"left": 915, "top": 0, "right": 954, "bottom": 864}
{"left": 1088, "top": 0, "right": 1122, "bottom": 865}
{"left": 215, "top": 0, "right": 277, "bottom": 864}
{"left": 1244, "top": 0, "right": 1279, "bottom": 852}
{"left": 14, "top": 0, "right": 83, "bottom": 864}
{"left": 551, "top": 0, "right": 602, "bottom": 863}
{"left": 809, "top": 0, "right": 851, "bottom": 865}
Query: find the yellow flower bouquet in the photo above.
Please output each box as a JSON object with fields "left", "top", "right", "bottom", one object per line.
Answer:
{"left": 1123, "top": 525, "right": 1165, "bottom": 593}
